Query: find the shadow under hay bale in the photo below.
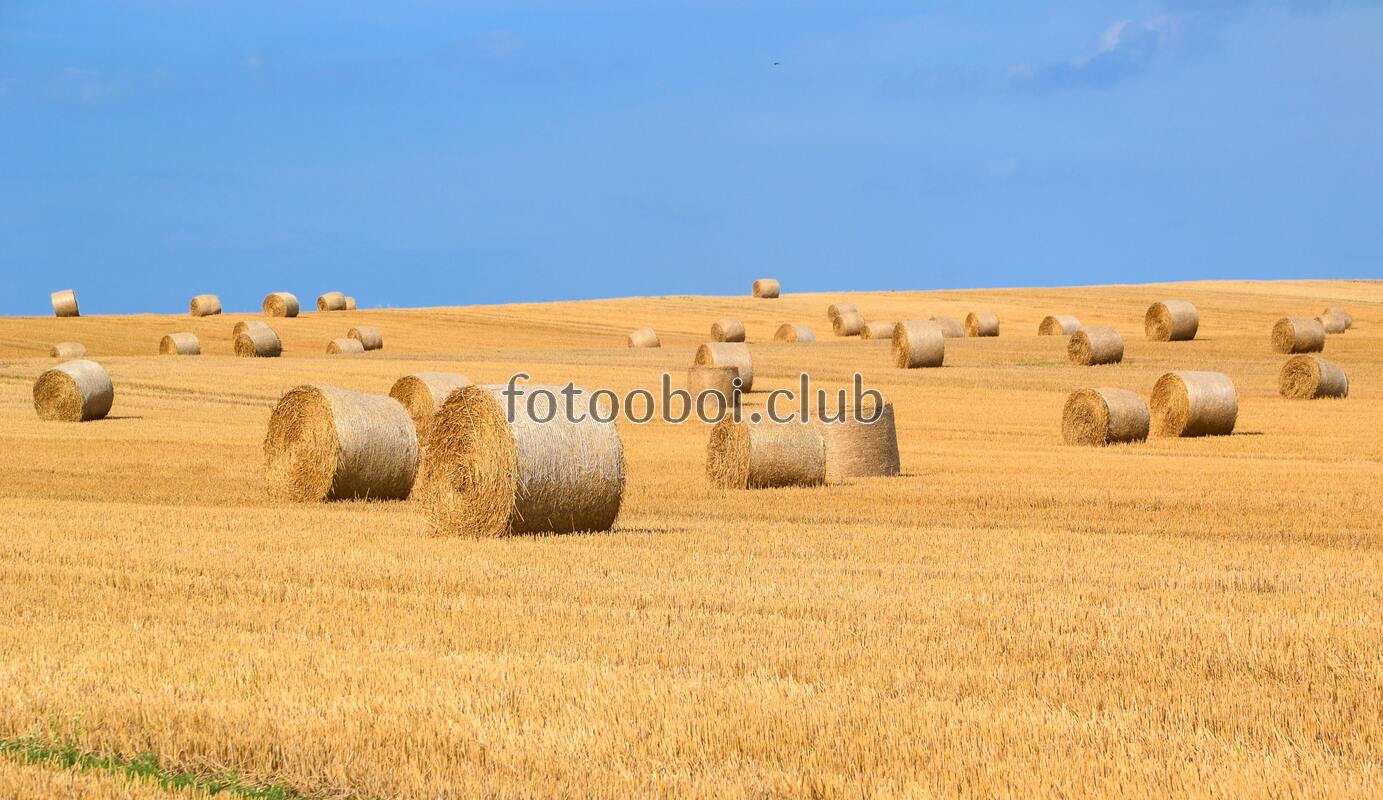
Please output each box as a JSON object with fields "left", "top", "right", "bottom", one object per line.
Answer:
{"left": 159, "top": 332, "right": 201, "bottom": 355}
{"left": 965, "top": 312, "right": 999, "bottom": 337}
{"left": 317, "top": 291, "right": 346, "bottom": 312}
{"left": 711, "top": 318, "right": 746, "bottom": 343}
{"left": 263, "top": 292, "right": 300, "bottom": 318}
{"left": 752, "top": 278, "right": 780, "bottom": 298}
{"left": 50, "top": 342, "right": 86, "bottom": 359}
{"left": 1039, "top": 315, "right": 1081, "bottom": 336}
{"left": 1271, "top": 317, "right": 1325, "bottom": 354}
{"left": 892, "top": 321, "right": 944, "bottom": 368}
{"left": 1150, "top": 371, "right": 1237, "bottom": 437}
{"left": 627, "top": 328, "right": 660, "bottom": 348}
{"left": 694, "top": 343, "right": 754, "bottom": 392}
{"left": 706, "top": 418, "right": 824, "bottom": 489}
{"left": 327, "top": 338, "right": 364, "bottom": 354}
{"left": 1062, "top": 388, "right": 1149, "bottom": 446}
{"left": 348, "top": 325, "right": 384, "bottom": 351}
{"left": 190, "top": 294, "right": 222, "bottom": 317}
{"left": 1068, "top": 326, "right": 1124, "bottom": 366}
{"left": 774, "top": 324, "right": 816, "bottom": 343}
{"left": 1279, "top": 355, "right": 1348, "bottom": 399}
{"left": 33, "top": 359, "right": 113, "bottom": 422}
{"left": 51, "top": 289, "right": 80, "bottom": 318}
{"left": 235, "top": 327, "right": 282, "bottom": 358}
{"left": 1145, "top": 300, "right": 1199, "bottom": 341}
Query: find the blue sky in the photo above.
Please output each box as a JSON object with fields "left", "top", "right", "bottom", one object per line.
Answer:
{"left": 2, "top": 1, "right": 1380, "bottom": 315}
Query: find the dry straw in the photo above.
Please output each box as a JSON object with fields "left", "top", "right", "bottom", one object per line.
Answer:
{"left": 1279, "top": 355, "right": 1348, "bottom": 400}
{"left": 389, "top": 372, "right": 474, "bottom": 440}
{"left": 264, "top": 385, "right": 418, "bottom": 503}
{"left": 1321, "top": 307, "right": 1353, "bottom": 330}
{"left": 33, "top": 359, "right": 113, "bottom": 422}
{"left": 317, "top": 291, "right": 346, "bottom": 312}
{"left": 50, "top": 342, "right": 86, "bottom": 359}
{"left": 706, "top": 419, "right": 824, "bottom": 489}
{"left": 422, "top": 384, "right": 625, "bottom": 537}
{"left": 159, "top": 332, "right": 201, "bottom": 356}
{"left": 891, "top": 320, "right": 944, "bottom": 368}
{"left": 262, "top": 292, "right": 300, "bottom": 318}
{"left": 1316, "top": 311, "right": 1348, "bottom": 334}
{"left": 189, "top": 294, "right": 222, "bottom": 317}
{"left": 860, "top": 320, "right": 895, "bottom": 340}
{"left": 694, "top": 342, "right": 754, "bottom": 392}
{"left": 818, "top": 402, "right": 901, "bottom": 483}
{"left": 752, "top": 278, "right": 780, "bottom": 299}
{"left": 235, "top": 326, "right": 282, "bottom": 358}
{"left": 51, "top": 289, "right": 80, "bottom": 318}
{"left": 711, "top": 318, "right": 747, "bottom": 343}
{"left": 1271, "top": 317, "right": 1325, "bottom": 354}
{"left": 1062, "top": 388, "right": 1149, "bottom": 446}
{"left": 965, "top": 312, "right": 999, "bottom": 337}
{"left": 327, "top": 338, "right": 364, "bottom": 354}
{"left": 1144, "top": 300, "right": 1199, "bottom": 341}
{"left": 687, "top": 365, "right": 741, "bottom": 416}
{"left": 1068, "top": 326, "right": 1124, "bottom": 366}
{"left": 832, "top": 311, "right": 864, "bottom": 337}
{"left": 1039, "top": 315, "right": 1081, "bottom": 336}
{"left": 929, "top": 316, "right": 965, "bottom": 338}
{"left": 774, "top": 324, "right": 816, "bottom": 343}
{"left": 1150, "top": 371, "right": 1237, "bottom": 437}
{"left": 827, "top": 302, "right": 859, "bottom": 322}
{"left": 233, "top": 320, "right": 270, "bottom": 338}
{"left": 627, "top": 328, "right": 661, "bottom": 348}
{"left": 344, "top": 296, "right": 358, "bottom": 310}
{"left": 348, "top": 325, "right": 384, "bottom": 351}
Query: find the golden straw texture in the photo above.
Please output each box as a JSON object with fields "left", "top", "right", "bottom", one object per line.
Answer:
{"left": 189, "top": 294, "right": 222, "bottom": 317}
{"left": 1321, "top": 307, "right": 1353, "bottom": 330}
{"left": 929, "top": 316, "right": 965, "bottom": 338}
{"left": 827, "top": 302, "right": 858, "bottom": 322}
{"left": 687, "top": 365, "right": 741, "bottom": 419}
{"left": 232, "top": 320, "right": 270, "bottom": 338}
{"left": 262, "top": 292, "right": 300, "bottom": 317}
{"left": 1062, "top": 388, "right": 1150, "bottom": 446}
{"left": 32, "top": 359, "right": 113, "bottom": 422}
{"left": 1068, "top": 326, "right": 1125, "bottom": 366}
{"left": 752, "top": 278, "right": 780, "bottom": 298}
{"left": 694, "top": 342, "right": 754, "bottom": 392}
{"left": 348, "top": 325, "right": 384, "bottom": 351}
{"left": 1150, "top": 371, "right": 1238, "bottom": 437}
{"left": 317, "top": 292, "right": 346, "bottom": 312}
{"left": 1144, "top": 300, "right": 1199, "bottom": 341}
{"left": 158, "top": 332, "right": 200, "bottom": 355}
{"left": 327, "top": 338, "right": 364, "bottom": 354}
{"left": 965, "top": 312, "right": 999, "bottom": 337}
{"left": 1317, "top": 311, "right": 1347, "bottom": 334}
{"left": 234, "top": 327, "right": 282, "bottom": 358}
{"left": 50, "top": 289, "right": 80, "bottom": 317}
{"left": 1039, "top": 315, "right": 1081, "bottom": 336}
{"left": 832, "top": 311, "right": 864, "bottom": 337}
{"left": 1271, "top": 317, "right": 1325, "bottom": 354}
{"left": 626, "top": 328, "right": 661, "bottom": 348}
{"left": 389, "top": 372, "right": 474, "bottom": 440}
{"left": 49, "top": 341, "right": 85, "bottom": 358}
{"left": 892, "top": 320, "right": 945, "bottom": 368}
{"left": 344, "top": 296, "right": 358, "bottom": 310}
{"left": 773, "top": 323, "right": 816, "bottom": 342}
{"left": 711, "top": 318, "right": 747, "bottom": 343}
{"left": 706, "top": 419, "right": 825, "bottom": 489}
{"left": 860, "top": 320, "right": 895, "bottom": 340}
{"left": 1279, "top": 355, "right": 1349, "bottom": 400}
{"left": 818, "top": 402, "right": 901, "bottom": 483}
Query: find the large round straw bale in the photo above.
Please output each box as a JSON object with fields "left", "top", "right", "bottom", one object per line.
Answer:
{"left": 1061, "top": 388, "right": 1149, "bottom": 446}
{"left": 50, "top": 342, "right": 86, "bottom": 358}
{"left": 1316, "top": 311, "right": 1348, "bottom": 334}
{"left": 627, "top": 327, "right": 661, "bottom": 348}
{"left": 694, "top": 342, "right": 754, "bottom": 392}
{"left": 1039, "top": 315, "right": 1081, "bottom": 336}
{"left": 891, "top": 321, "right": 945, "bottom": 368}
{"left": 1144, "top": 300, "right": 1199, "bottom": 341}
{"left": 389, "top": 372, "right": 474, "bottom": 439}
{"left": 317, "top": 291, "right": 346, "bottom": 312}
{"left": 711, "top": 318, "right": 747, "bottom": 343}
{"left": 1321, "top": 307, "right": 1352, "bottom": 330}
{"left": 688, "top": 365, "right": 741, "bottom": 417}
{"left": 422, "top": 384, "right": 624, "bottom": 537}
{"left": 33, "top": 359, "right": 113, "bottom": 422}
{"left": 929, "top": 316, "right": 965, "bottom": 338}
{"left": 832, "top": 311, "right": 864, "bottom": 337}
{"left": 706, "top": 419, "right": 824, "bottom": 489}
{"left": 189, "top": 294, "right": 222, "bottom": 317}
{"left": 50, "top": 289, "right": 80, "bottom": 318}
{"left": 344, "top": 296, "right": 358, "bottom": 311}
{"left": 1279, "top": 355, "right": 1348, "bottom": 400}
{"left": 264, "top": 385, "right": 418, "bottom": 503}
{"left": 327, "top": 338, "right": 364, "bottom": 354}
{"left": 159, "top": 332, "right": 200, "bottom": 356}
{"left": 827, "top": 302, "right": 859, "bottom": 322}
{"left": 233, "top": 320, "right": 270, "bottom": 338}
{"left": 965, "top": 312, "right": 999, "bottom": 337}
{"left": 235, "top": 327, "right": 282, "bottom": 358}
{"left": 348, "top": 325, "right": 384, "bottom": 351}
{"left": 774, "top": 324, "right": 816, "bottom": 343}
{"left": 1150, "top": 371, "right": 1237, "bottom": 437}
{"left": 262, "top": 292, "right": 300, "bottom": 318}
{"left": 1068, "top": 326, "right": 1124, "bottom": 366}
{"left": 752, "top": 278, "right": 780, "bottom": 299}
{"left": 860, "top": 320, "right": 894, "bottom": 340}
{"left": 818, "top": 402, "right": 901, "bottom": 483}
{"left": 1271, "top": 317, "right": 1325, "bottom": 354}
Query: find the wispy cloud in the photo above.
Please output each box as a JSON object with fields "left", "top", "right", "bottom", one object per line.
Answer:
{"left": 1019, "top": 16, "right": 1184, "bottom": 91}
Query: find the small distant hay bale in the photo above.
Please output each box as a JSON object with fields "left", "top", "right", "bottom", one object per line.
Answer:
{"left": 929, "top": 316, "right": 965, "bottom": 338}
{"left": 832, "top": 311, "right": 864, "bottom": 337}
{"left": 347, "top": 325, "right": 384, "bottom": 351}
{"left": 1150, "top": 371, "right": 1237, "bottom": 437}
{"left": 264, "top": 385, "right": 418, "bottom": 503}
{"left": 860, "top": 320, "right": 894, "bottom": 340}
{"left": 317, "top": 291, "right": 346, "bottom": 312}
{"left": 694, "top": 342, "right": 754, "bottom": 392}
{"left": 235, "top": 326, "right": 282, "bottom": 358}
{"left": 233, "top": 320, "right": 270, "bottom": 338}
{"left": 190, "top": 294, "right": 222, "bottom": 317}
{"left": 389, "top": 372, "right": 474, "bottom": 439}
{"left": 50, "top": 342, "right": 86, "bottom": 359}
{"left": 711, "top": 318, "right": 746, "bottom": 343}
{"left": 1316, "top": 311, "right": 1348, "bottom": 334}
{"left": 1062, "top": 388, "right": 1149, "bottom": 446}
{"left": 1279, "top": 355, "right": 1348, "bottom": 400}
{"left": 422, "top": 384, "right": 625, "bottom": 537}
{"left": 706, "top": 419, "right": 824, "bottom": 489}
{"left": 1144, "top": 300, "right": 1199, "bottom": 341}
{"left": 344, "top": 296, "right": 358, "bottom": 310}
{"left": 1321, "top": 307, "right": 1352, "bottom": 330}
{"left": 327, "top": 338, "right": 364, "bottom": 354}
{"left": 752, "top": 278, "right": 780, "bottom": 298}
{"left": 51, "top": 289, "right": 80, "bottom": 318}
{"left": 33, "top": 359, "right": 113, "bottom": 422}
{"left": 627, "top": 327, "right": 661, "bottom": 348}
{"left": 1067, "top": 326, "right": 1124, "bottom": 366}
{"left": 1039, "top": 315, "right": 1081, "bottom": 336}
{"left": 262, "top": 292, "right": 300, "bottom": 317}
{"left": 891, "top": 320, "right": 944, "bottom": 368}
{"left": 818, "top": 402, "right": 901, "bottom": 483}
{"left": 688, "top": 365, "right": 741, "bottom": 417}
{"left": 1271, "top": 317, "right": 1325, "bottom": 354}
{"left": 965, "top": 312, "right": 999, "bottom": 337}
{"left": 827, "top": 302, "right": 859, "bottom": 322}
{"left": 774, "top": 324, "right": 816, "bottom": 343}
{"left": 159, "top": 332, "right": 201, "bottom": 356}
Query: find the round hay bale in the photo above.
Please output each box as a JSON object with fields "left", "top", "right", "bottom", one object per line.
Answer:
{"left": 1039, "top": 315, "right": 1081, "bottom": 336}
{"left": 1321, "top": 307, "right": 1353, "bottom": 330}
{"left": 1271, "top": 317, "right": 1325, "bottom": 354}
{"left": 711, "top": 318, "right": 746, "bottom": 343}
{"left": 344, "top": 296, "right": 358, "bottom": 310}
{"left": 1144, "top": 300, "right": 1199, "bottom": 341}
{"left": 818, "top": 402, "right": 901, "bottom": 483}
{"left": 832, "top": 311, "right": 864, "bottom": 337}
{"left": 965, "top": 312, "right": 999, "bottom": 337}
{"left": 706, "top": 419, "right": 824, "bottom": 489}
{"left": 827, "top": 302, "right": 858, "bottom": 322}
{"left": 929, "top": 316, "right": 965, "bottom": 338}
{"left": 264, "top": 385, "right": 418, "bottom": 503}
{"left": 234, "top": 327, "right": 282, "bottom": 358}
{"left": 860, "top": 320, "right": 895, "bottom": 340}
{"left": 422, "top": 384, "right": 624, "bottom": 537}
{"left": 262, "top": 292, "right": 300, "bottom": 318}
{"left": 317, "top": 291, "right": 346, "bottom": 312}
{"left": 891, "top": 321, "right": 944, "bottom": 368}
{"left": 627, "top": 327, "right": 661, "bottom": 348}
{"left": 752, "top": 278, "right": 780, "bottom": 299}
{"left": 159, "top": 332, "right": 200, "bottom": 356}
{"left": 1279, "top": 355, "right": 1348, "bottom": 400}
{"left": 688, "top": 365, "right": 741, "bottom": 417}
{"left": 774, "top": 324, "right": 816, "bottom": 343}
{"left": 347, "top": 325, "right": 384, "bottom": 351}
{"left": 1061, "top": 388, "right": 1149, "bottom": 446}
{"left": 50, "top": 289, "right": 80, "bottom": 318}
{"left": 189, "top": 294, "right": 222, "bottom": 317}
{"left": 33, "top": 359, "right": 113, "bottom": 422}
{"left": 1150, "top": 371, "right": 1237, "bottom": 437}
{"left": 233, "top": 320, "right": 270, "bottom": 338}
{"left": 389, "top": 372, "right": 474, "bottom": 439}
{"left": 694, "top": 342, "right": 754, "bottom": 392}
{"left": 1067, "top": 326, "right": 1124, "bottom": 366}
{"left": 50, "top": 342, "right": 86, "bottom": 359}
{"left": 327, "top": 338, "right": 364, "bottom": 354}
{"left": 1317, "top": 311, "right": 1348, "bottom": 334}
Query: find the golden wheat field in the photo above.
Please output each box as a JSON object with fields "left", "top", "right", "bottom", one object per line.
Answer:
{"left": 1, "top": 279, "right": 1381, "bottom": 798}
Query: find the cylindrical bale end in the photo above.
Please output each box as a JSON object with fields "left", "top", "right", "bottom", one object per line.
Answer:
{"left": 1068, "top": 326, "right": 1125, "bottom": 366}
{"left": 965, "top": 312, "right": 999, "bottom": 337}
{"left": 1279, "top": 356, "right": 1348, "bottom": 399}
{"left": 891, "top": 321, "right": 944, "bottom": 368}
{"left": 1062, "top": 388, "right": 1149, "bottom": 446}
{"left": 752, "top": 278, "right": 780, "bottom": 298}
{"left": 1150, "top": 371, "right": 1238, "bottom": 437}
{"left": 33, "top": 359, "right": 113, "bottom": 422}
